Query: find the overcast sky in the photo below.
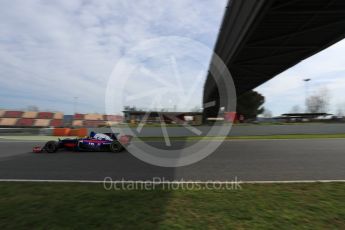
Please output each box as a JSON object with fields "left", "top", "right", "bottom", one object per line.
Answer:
{"left": 1, "top": 0, "right": 345, "bottom": 116}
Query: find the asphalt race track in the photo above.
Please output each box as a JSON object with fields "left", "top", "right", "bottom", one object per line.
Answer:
{"left": 0, "top": 139, "right": 344, "bottom": 181}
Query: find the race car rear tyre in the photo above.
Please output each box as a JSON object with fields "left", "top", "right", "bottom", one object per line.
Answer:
{"left": 110, "top": 141, "right": 123, "bottom": 153}
{"left": 45, "top": 141, "right": 58, "bottom": 153}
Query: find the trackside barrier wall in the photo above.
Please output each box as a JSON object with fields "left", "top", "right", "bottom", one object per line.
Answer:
{"left": 53, "top": 128, "right": 71, "bottom": 136}
{"left": 69, "top": 128, "right": 88, "bottom": 137}
{"left": 53, "top": 128, "right": 88, "bottom": 137}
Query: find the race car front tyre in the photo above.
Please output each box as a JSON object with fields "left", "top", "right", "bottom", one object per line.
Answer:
{"left": 110, "top": 141, "right": 123, "bottom": 153}
{"left": 45, "top": 141, "right": 58, "bottom": 153}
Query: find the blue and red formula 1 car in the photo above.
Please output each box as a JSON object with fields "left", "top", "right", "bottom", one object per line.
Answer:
{"left": 33, "top": 133, "right": 132, "bottom": 153}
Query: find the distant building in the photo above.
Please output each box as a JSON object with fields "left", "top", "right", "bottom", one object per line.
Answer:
{"left": 276, "top": 113, "right": 333, "bottom": 122}
{"left": 123, "top": 110, "right": 203, "bottom": 125}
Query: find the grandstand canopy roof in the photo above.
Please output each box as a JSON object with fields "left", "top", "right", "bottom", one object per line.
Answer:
{"left": 207, "top": 0, "right": 345, "bottom": 96}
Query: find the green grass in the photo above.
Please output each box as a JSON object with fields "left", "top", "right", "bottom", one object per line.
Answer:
{"left": 0, "top": 182, "right": 344, "bottom": 229}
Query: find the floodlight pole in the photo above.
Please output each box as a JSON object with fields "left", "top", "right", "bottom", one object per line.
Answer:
{"left": 303, "top": 78, "right": 311, "bottom": 110}
{"left": 74, "top": 96, "right": 79, "bottom": 114}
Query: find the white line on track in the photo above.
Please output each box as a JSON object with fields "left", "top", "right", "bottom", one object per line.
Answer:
{"left": 0, "top": 179, "right": 344, "bottom": 184}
